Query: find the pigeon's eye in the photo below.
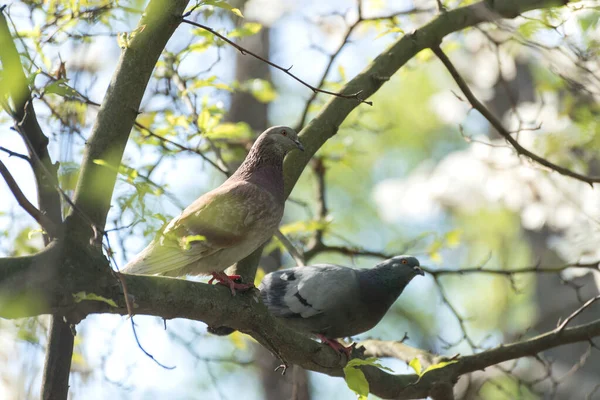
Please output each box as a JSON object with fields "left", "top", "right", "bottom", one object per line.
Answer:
{"left": 281, "top": 130, "right": 288, "bottom": 137}
{"left": 401, "top": 259, "right": 408, "bottom": 264}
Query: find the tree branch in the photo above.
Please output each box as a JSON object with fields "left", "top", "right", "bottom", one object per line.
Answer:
{"left": 360, "top": 339, "right": 440, "bottom": 368}
{"left": 181, "top": 18, "right": 373, "bottom": 107}
{"left": 297, "top": 4, "right": 435, "bottom": 130}
{"left": 0, "top": 160, "right": 59, "bottom": 237}
{"left": 430, "top": 44, "right": 600, "bottom": 186}
{"left": 282, "top": 0, "right": 572, "bottom": 199}
{"left": 1, "top": 244, "right": 599, "bottom": 399}
{"left": 0, "top": 7, "right": 62, "bottom": 237}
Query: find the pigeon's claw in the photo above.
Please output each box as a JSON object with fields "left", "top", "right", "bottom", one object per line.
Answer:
{"left": 317, "top": 334, "right": 353, "bottom": 358}
{"left": 210, "top": 272, "right": 254, "bottom": 296}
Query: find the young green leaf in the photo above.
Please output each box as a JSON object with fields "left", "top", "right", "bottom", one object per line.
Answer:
{"left": 44, "top": 79, "right": 79, "bottom": 98}
{"left": 343, "top": 358, "right": 393, "bottom": 398}
{"left": 421, "top": 360, "right": 459, "bottom": 375}
{"left": 408, "top": 357, "right": 423, "bottom": 375}
{"left": 204, "top": 1, "right": 244, "bottom": 18}
{"left": 343, "top": 365, "right": 369, "bottom": 399}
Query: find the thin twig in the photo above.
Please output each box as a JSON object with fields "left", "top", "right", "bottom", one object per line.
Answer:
{"left": 0, "top": 159, "right": 59, "bottom": 237}
{"left": 275, "top": 230, "right": 305, "bottom": 267}
{"left": 0, "top": 146, "right": 31, "bottom": 163}
{"left": 297, "top": 4, "right": 435, "bottom": 129}
{"left": 104, "top": 234, "right": 175, "bottom": 370}
{"left": 557, "top": 295, "right": 600, "bottom": 332}
{"left": 181, "top": 18, "right": 373, "bottom": 106}
{"left": 431, "top": 44, "right": 600, "bottom": 186}
{"left": 134, "top": 121, "right": 229, "bottom": 176}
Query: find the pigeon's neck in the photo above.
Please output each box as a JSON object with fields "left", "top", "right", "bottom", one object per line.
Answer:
{"left": 232, "top": 141, "right": 285, "bottom": 201}
{"left": 358, "top": 266, "right": 413, "bottom": 309}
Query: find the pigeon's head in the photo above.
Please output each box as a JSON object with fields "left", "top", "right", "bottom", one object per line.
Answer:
{"left": 378, "top": 255, "right": 424, "bottom": 279}
{"left": 260, "top": 125, "right": 304, "bottom": 155}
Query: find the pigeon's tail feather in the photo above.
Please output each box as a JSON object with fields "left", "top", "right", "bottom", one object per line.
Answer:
{"left": 121, "top": 240, "right": 206, "bottom": 276}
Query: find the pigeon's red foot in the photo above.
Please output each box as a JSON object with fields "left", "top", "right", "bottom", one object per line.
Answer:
{"left": 209, "top": 271, "right": 254, "bottom": 296}
{"left": 317, "top": 334, "right": 353, "bottom": 358}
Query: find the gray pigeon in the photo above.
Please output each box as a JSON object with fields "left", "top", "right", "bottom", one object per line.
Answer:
{"left": 122, "top": 126, "right": 304, "bottom": 294}
{"left": 259, "top": 256, "right": 423, "bottom": 355}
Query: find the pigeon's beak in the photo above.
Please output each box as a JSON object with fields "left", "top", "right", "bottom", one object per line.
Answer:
{"left": 414, "top": 266, "right": 425, "bottom": 276}
{"left": 294, "top": 139, "right": 305, "bottom": 152}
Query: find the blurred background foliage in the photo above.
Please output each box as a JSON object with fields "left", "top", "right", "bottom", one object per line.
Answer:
{"left": 1, "top": 0, "right": 600, "bottom": 399}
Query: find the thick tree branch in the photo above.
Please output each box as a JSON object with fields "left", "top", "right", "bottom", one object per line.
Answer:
{"left": 70, "top": 0, "right": 190, "bottom": 237}
{"left": 431, "top": 44, "right": 600, "bottom": 185}
{"left": 1, "top": 244, "right": 599, "bottom": 399}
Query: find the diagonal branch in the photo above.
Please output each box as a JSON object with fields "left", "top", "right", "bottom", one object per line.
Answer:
{"left": 557, "top": 295, "right": 600, "bottom": 332}
{"left": 297, "top": 4, "right": 436, "bottom": 129}
{"left": 431, "top": 44, "right": 600, "bottom": 186}
{"left": 181, "top": 18, "right": 373, "bottom": 106}
{"left": 282, "top": 0, "right": 573, "bottom": 199}
{"left": 0, "top": 160, "right": 59, "bottom": 238}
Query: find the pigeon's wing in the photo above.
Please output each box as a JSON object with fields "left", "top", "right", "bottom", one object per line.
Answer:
{"left": 123, "top": 180, "right": 278, "bottom": 275}
{"left": 260, "top": 265, "right": 358, "bottom": 319}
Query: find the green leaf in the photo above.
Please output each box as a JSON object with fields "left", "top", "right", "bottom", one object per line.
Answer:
{"left": 44, "top": 79, "right": 79, "bottom": 98}
{"left": 204, "top": 0, "right": 244, "bottom": 18}
{"left": 421, "top": 360, "right": 459, "bottom": 375}
{"left": 71, "top": 351, "right": 86, "bottom": 367}
{"left": 280, "top": 219, "right": 330, "bottom": 236}
{"left": 343, "top": 365, "right": 369, "bottom": 399}
{"left": 444, "top": 229, "right": 462, "bottom": 248}
{"left": 408, "top": 357, "right": 458, "bottom": 381}
{"left": 243, "top": 79, "right": 277, "bottom": 103}
{"left": 427, "top": 239, "right": 443, "bottom": 264}
{"left": 408, "top": 357, "right": 422, "bottom": 375}
{"left": 230, "top": 22, "right": 262, "bottom": 38}
{"left": 17, "top": 327, "right": 39, "bottom": 344}
{"left": 345, "top": 357, "right": 393, "bottom": 372}
{"left": 186, "top": 76, "right": 233, "bottom": 93}
{"left": 343, "top": 358, "right": 393, "bottom": 398}
{"left": 205, "top": 122, "right": 252, "bottom": 140}
{"left": 73, "top": 292, "right": 118, "bottom": 308}
{"left": 338, "top": 65, "right": 346, "bottom": 81}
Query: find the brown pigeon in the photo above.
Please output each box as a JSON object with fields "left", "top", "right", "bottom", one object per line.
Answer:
{"left": 122, "top": 126, "right": 304, "bottom": 294}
